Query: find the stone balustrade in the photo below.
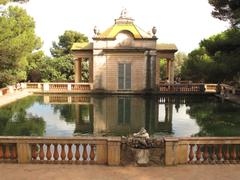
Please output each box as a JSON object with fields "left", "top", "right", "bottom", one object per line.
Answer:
{"left": 158, "top": 83, "right": 205, "bottom": 94}
{"left": 165, "top": 137, "right": 240, "bottom": 166}
{"left": 23, "top": 82, "right": 92, "bottom": 92}
{"left": 2, "top": 136, "right": 240, "bottom": 166}
{"left": 205, "top": 84, "right": 217, "bottom": 93}
{"left": 0, "top": 87, "right": 9, "bottom": 96}
{"left": 0, "top": 136, "right": 121, "bottom": 165}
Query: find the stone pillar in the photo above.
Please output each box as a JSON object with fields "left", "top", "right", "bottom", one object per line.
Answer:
{"left": 177, "top": 143, "right": 188, "bottom": 164}
{"left": 149, "top": 50, "right": 157, "bottom": 89}
{"left": 75, "top": 58, "right": 81, "bottom": 83}
{"left": 43, "top": 96, "right": 50, "bottom": 103}
{"left": 144, "top": 51, "right": 150, "bottom": 89}
{"left": 43, "top": 83, "right": 49, "bottom": 91}
{"left": 107, "top": 137, "right": 121, "bottom": 166}
{"left": 75, "top": 104, "right": 80, "bottom": 126}
{"left": 89, "top": 56, "right": 93, "bottom": 83}
{"left": 165, "top": 100, "right": 173, "bottom": 123}
{"left": 96, "top": 142, "right": 107, "bottom": 164}
{"left": 164, "top": 138, "right": 179, "bottom": 165}
{"left": 166, "top": 59, "right": 170, "bottom": 82}
{"left": 155, "top": 55, "right": 160, "bottom": 86}
{"left": 67, "top": 84, "right": 72, "bottom": 91}
{"left": 170, "top": 59, "right": 175, "bottom": 83}
{"left": 17, "top": 143, "right": 31, "bottom": 163}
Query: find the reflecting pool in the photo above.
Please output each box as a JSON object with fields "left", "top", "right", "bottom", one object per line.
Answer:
{"left": 0, "top": 95, "right": 240, "bottom": 137}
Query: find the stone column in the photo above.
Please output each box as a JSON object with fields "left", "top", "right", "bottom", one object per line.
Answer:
{"left": 149, "top": 50, "right": 157, "bottom": 89}
{"left": 170, "top": 59, "right": 175, "bottom": 83}
{"left": 75, "top": 58, "right": 80, "bottom": 83}
{"left": 89, "top": 56, "right": 93, "bottom": 83}
{"left": 166, "top": 59, "right": 170, "bottom": 82}
{"left": 144, "top": 51, "right": 150, "bottom": 89}
{"left": 155, "top": 55, "right": 160, "bottom": 86}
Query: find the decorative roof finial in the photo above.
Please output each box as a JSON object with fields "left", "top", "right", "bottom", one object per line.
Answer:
{"left": 94, "top": 26, "right": 98, "bottom": 35}
{"left": 152, "top": 26, "right": 157, "bottom": 38}
{"left": 120, "top": 8, "right": 128, "bottom": 18}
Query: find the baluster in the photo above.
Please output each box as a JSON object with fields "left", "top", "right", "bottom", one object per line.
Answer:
{"left": 53, "top": 144, "right": 59, "bottom": 161}
{"left": 11, "top": 144, "right": 17, "bottom": 160}
{"left": 231, "top": 144, "right": 236, "bottom": 164}
{"left": 224, "top": 145, "right": 230, "bottom": 164}
{"left": 0, "top": 144, "right": 3, "bottom": 159}
{"left": 32, "top": 144, "right": 37, "bottom": 160}
{"left": 90, "top": 144, "right": 95, "bottom": 161}
{"left": 5, "top": 144, "right": 10, "bottom": 160}
{"left": 217, "top": 144, "right": 223, "bottom": 163}
{"left": 188, "top": 144, "right": 194, "bottom": 163}
{"left": 211, "top": 145, "right": 216, "bottom": 164}
{"left": 83, "top": 144, "right": 88, "bottom": 161}
{"left": 39, "top": 144, "right": 44, "bottom": 160}
{"left": 67, "top": 144, "right": 73, "bottom": 161}
{"left": 61, "top": 144, "right": 66, "bottom": 161}
{"left": 46, "top": 144, "right": 52, "bottom": 161}
{"left": 75, "top": 144, "right": 80, "bottom": 161}
{"left": 203, "top": 145, "right": 209, "bottom": 164}
{"left": 196, "top": 144, "right": 201, "bottom": 164}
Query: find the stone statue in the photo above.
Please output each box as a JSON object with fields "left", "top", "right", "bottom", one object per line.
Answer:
{"left": 120, "top": 8, "right": 128, "bottom": 18}
{"left": 133, "top": 127, "right": 149, "bottom": 139}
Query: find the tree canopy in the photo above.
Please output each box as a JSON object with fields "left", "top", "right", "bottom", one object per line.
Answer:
{"left": 27, "top": 30, "right": 89, "bottom": 82}
{"left": 50, "top": 30, "right": 88, "bottom": 58}
{"left": 181, "top": 28, "right": 240, "bottom": 84}
{"left": 0, "top": 0, "right": 28, "bottom": 5}
{"left": 209, "top": 0, "right": 240, "bottom": 27}
{"left": 0, "top": 6, "right": 41, "bottom": 87}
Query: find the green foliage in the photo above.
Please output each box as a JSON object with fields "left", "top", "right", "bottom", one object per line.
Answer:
{"left": 26, "top": 30, "right": 89, "bottom": 83}
{"left": 0, "top": 96, "right": 45, "bottom": 136}
{"left": 174, "top": 52, "right": 187, "bottom": 78}
{"left": 181, "top": 28, "right": 240, "bottom": 83}
{"left": 209, "top": 0, "right": 240, "bottom": 27}
{"left": 159, "top": 59, "right": 167, "bottom": 80}
{"left": 53, "top": 104, "right": 76, "bottom": 123}
{"left": 0, "top": 6, "right": 41, "bottom": 87}
{"left": 0, "top": 0, "right": 28, "bottom": 5}
{"left": 187, "top": 99, "right": 240, "bottom": 136}
{"left": 50, "top": 30, "right": 88, "bottom": 57}
{"left": 27, "top": 52, "right": 74, "bottom": 82}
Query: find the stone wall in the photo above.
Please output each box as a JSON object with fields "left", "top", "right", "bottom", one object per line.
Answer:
{"left": 106, "top": 52, "right": 146, "bottom": 91}
{"left": 120, "top": 137, "right": 164, "bottom": 166}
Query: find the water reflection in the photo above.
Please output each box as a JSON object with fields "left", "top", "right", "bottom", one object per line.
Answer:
{"left": 0, "top": 96, "right": 45, "bottom": 136}
{"left": 1, "top": 95, "right": 240, "bottom": 137}
{"left": 45, "top": 95, "right": 202, "bottom": 136}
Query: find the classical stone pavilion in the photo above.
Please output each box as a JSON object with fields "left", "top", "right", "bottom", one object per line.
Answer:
{"left": 71, "top": 9, "right": 177, "bottom": 92}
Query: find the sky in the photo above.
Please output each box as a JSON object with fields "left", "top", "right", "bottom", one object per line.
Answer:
{"left": 19, "top": 0, "right": 229, "bottom": 55}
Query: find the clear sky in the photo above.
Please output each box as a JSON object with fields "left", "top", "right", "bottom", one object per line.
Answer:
{"left": 20, "top": 0, "right": 229, "bottom": 55}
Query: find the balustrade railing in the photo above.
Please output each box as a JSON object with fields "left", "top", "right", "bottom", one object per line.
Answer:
{"left": 165, "top": 137, "right": 240, "bottom": 165}
{"left": 0, "top": 87, "right": 9, "bottom": 96}
{"left": 31, "top": 143, "right": 96, "bottom": 164}
{"left": 23, "top": 83, "right": 92, "bottom": 92}
{"left": 49, "top": 96, "right": 68, "bottom": 103}
{"left": 26, "top": 83, "right": 41, "bottom": 89}
{"left": 0, "top": 137, "right": 120, "bottom": 165}
{"left": 72, "top": 84, "right": 91, "bottom": 91}
{"left": 49, "top": 84, "right": 68, "bottom": 91}
{"left": 0, "top": 143, "right": 18, "bottom": 163}
{"left": 158, "top": 84, "right": 205, "bottom": 94}
{"left": 205, "top": 84, "right": 217, "bottom": 93}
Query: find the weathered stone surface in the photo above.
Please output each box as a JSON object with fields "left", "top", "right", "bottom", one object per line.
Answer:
{"left": 135, "top": 149, "right": 150, "bottom": 166}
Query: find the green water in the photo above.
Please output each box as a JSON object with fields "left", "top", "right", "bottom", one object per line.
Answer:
{"left": 0, "top": 95, "right": 239, "bottom": 137}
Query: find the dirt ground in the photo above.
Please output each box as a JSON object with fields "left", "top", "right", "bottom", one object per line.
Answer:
{"left": 0, "top": 164, "right": 240, "bottom": 180}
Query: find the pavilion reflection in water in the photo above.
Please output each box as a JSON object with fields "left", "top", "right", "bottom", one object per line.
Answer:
{"left": 43, "top": 95, "right": 185, "bottom": 136}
